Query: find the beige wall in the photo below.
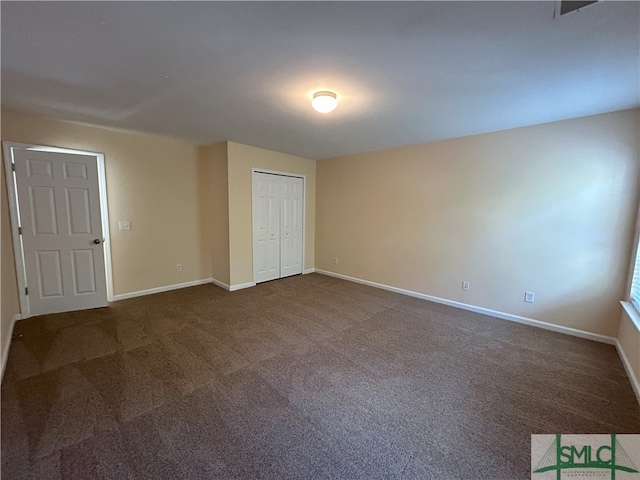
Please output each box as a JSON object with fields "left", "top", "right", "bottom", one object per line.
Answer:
{"left": 316, "top": 109, "right": 640, "bottom": 337}
{"left": 1, "top": 109, "right": 210, "bottom": 297}
{"left": 227, "top": 142, "right": 316, "bottom": 286}
{"left": 199, "top": 143, "right": 230, "bottom": 285}
{"left": 1, "top": 161, "right": 20, "bottom": 364}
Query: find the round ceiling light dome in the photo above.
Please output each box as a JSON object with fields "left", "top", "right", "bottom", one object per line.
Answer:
{"left": 311, "top": 91, "right": 338, "bottom": 113}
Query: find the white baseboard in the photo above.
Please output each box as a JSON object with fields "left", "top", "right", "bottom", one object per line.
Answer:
{"left": 314, "top": 269, "right": 617, "bottom": 346}
{"left": 112, "top": 277, "right": 256, "bottom": 297}
{"left": 113, "top": 278, "right": 214, "bottom": 301}
{"left": 229, "top": 282, "right": 255, "bottom": 291}
{"left": 616, "top": 340, "right": 640, "bottom": 406}
{"left": 211, "top": 277, "right": 231, "bottom": 291}
{"left": 227, "top": 270, "right": 315, "bottom": 290}
{"left": 1, "top": 313, "right": 22, "bottom": 382}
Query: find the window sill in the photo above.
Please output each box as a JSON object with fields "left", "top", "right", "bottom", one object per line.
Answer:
{"left": 621, "top": 301, "right": 640, "bottom": 332}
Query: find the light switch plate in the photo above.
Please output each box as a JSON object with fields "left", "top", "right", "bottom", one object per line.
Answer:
{"left": 119, "top": 221, "right": 131, "bottom": 231}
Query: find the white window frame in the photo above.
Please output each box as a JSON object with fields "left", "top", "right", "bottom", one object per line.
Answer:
{"left": 621, "top": 197, "right": 640, "bottom": 331}
{"left": 630, "top": 242, "right": 640, "bottom": 314}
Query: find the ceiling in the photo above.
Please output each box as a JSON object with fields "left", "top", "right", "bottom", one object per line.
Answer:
{"left": 1, "top": 1, "right": 638, "bottom": 160}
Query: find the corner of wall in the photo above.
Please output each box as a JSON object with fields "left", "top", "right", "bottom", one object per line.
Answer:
{"left": 226, "top": 142, "right": 317, "bottom": 287}
{"left": 205, "top": 142, "right": 231, "bottom": 286}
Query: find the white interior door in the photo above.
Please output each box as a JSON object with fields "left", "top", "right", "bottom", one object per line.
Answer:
{"left": 252, "top": 172, "right": 281, "bottom": 283}
{"left": 280, "top": 176, "right": 303, "bottom": 278}
{"left": 13, "top": 149, "right": 108, "bottom": 316}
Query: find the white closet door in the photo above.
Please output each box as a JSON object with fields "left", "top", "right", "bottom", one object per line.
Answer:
{"left": 252, "top": 172, "right": 281, "bottom": 283}
{"left": 280, "top": 176, "right": 303, "bottom": 278}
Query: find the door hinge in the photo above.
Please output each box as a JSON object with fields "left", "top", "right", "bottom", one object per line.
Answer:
{"left": 25, "top": 287, "right": 28, "bottom": 295}
{"left": 18, "top": 226, "right": 22, "bottom": 235}
{"left": 11, "top": 163, "right": 16, "bottom": 171}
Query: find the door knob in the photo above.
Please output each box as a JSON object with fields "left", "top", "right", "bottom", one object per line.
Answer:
{"left": 93, "top": 239, "right": 102, "bottom": 244}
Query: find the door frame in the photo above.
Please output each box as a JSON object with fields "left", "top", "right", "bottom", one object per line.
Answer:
{"left": 2, "top": 141, "right": 114, "bottom": 318}
{"left": 251, "top": 168, "right": 306, "bottom": 283}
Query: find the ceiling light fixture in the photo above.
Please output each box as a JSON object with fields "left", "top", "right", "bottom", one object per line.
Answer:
{"left": 311, "top": 91, "right": 338, "bottom": 113}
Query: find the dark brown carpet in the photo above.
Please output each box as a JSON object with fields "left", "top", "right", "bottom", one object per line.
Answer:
{"left": 2, "top": 273, "right": 639, "bottom": 479}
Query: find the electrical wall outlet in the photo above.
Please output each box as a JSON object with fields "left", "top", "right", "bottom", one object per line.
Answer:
{"left": 462, "top": 281, "right": 470, "bottom": 291}
{"left": 524, "top": 291, "right": 535, "bottom": 303}
{"left": 119, "top": 221, "right": 131, "bottom": 231}
{"left": 176, "top": 264, "right": 182, "bottom": 272}
{"left": 333, "top": 257, "right": 338, "bottom": 265}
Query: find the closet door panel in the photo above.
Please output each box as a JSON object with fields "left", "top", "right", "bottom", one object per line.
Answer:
{"left": 252, "top": 173, "right": 280, "bottom": 283}
{"left": 280, "top": 176, "right": 303, "bottom": 278}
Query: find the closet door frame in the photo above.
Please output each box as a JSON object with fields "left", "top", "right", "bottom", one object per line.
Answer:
{"left": 251, "top": 168, "right": 306, "bottom": 283}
